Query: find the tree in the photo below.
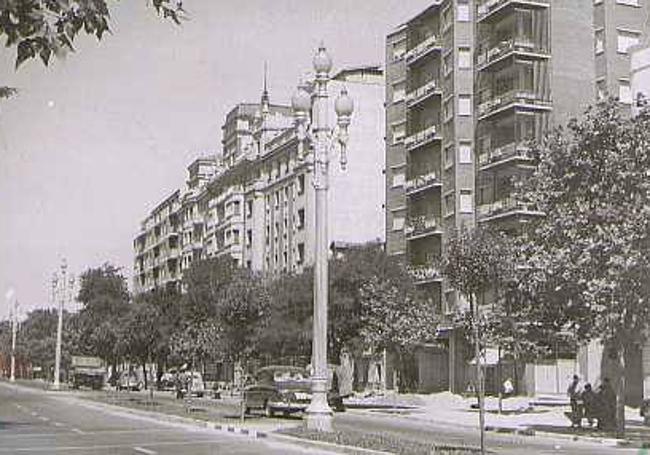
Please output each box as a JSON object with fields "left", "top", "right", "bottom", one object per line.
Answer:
{"left": 442, "top": 226, "right": 511, "bottom": 455}
{"left": 329, "top": 244, "right": 414, "bottom": 360}
{"left": 135, "top": 287, "right": 183, "bottom": 383}
{"left": 75, "top": 264, "right": 130, "bottom": 368}
{"left": 0, "top": 0, "right": 186, "bottom": 68}
{"left": 358, "top": 276, "right": 438, "bottom": 390}
{"left": 514, "top": 100, "right": 650, "bottom": 433}
{"left": 259, "top": 271, "right": 312, "bottom": 365}
{"left": 116, "top": 302, "right": 159, "bottom": 390}
{"left": 182, "top": 257, "right": 270, "bottom": 368}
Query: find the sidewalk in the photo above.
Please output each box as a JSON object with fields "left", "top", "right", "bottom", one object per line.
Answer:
{"left": 345, "top": 390, "right": 650, "bottom": 447}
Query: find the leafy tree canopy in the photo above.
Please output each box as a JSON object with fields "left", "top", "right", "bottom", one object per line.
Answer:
{"left": 0, "top": 0, "right": 186, "bottom": 68}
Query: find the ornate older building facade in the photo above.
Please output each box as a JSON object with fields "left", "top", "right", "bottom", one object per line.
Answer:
{"left": 134, "top": 66, "right": 385, "bottom": 294}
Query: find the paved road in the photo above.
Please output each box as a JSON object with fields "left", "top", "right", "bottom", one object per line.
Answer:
{"left": 0, "top": 383, "right": 327, "bottom": 454}
{"left": 335, "top": 410, "right": 642, "bottom": 454}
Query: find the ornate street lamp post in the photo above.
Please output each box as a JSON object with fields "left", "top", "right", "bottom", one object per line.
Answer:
{"left": 52, "top": 258, "right": 74, "bottom": 390}
{"left": 291, "top": 44, "right": 354, "bottom": 432}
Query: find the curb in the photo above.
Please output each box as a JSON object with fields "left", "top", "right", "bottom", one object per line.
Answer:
{"left": 269, "top": 432, "right": 393, "bottom": 455}
{"left": 54, "top": 394, "right": 273, "bottom": 440}
{"left": 484, "top": 425, "right": 625, "bottom": 447}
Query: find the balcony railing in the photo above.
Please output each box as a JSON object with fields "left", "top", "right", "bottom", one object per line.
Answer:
{"left": 477, "top": 90, "right": 551, "bottom": 119}
{"left": 405, "top": 35, "right": 440, "bottom": 65}
{"left": 407, "top": 263, "right": 442, "bottom": 283}
{"left": 477, "top": 0, "right": 549, "bottom": 22}
{"left": 478, "top": 143, "right": 533, "bottom": 169}
{"left": 405, "top": 171, "right": 441, "bottom": 194}
{"left": 404, "top": 124, "right": 439, "bottom": 150}
{"left": 406, "top": 79, "right": 441, "bottom": 107}
{"left": 405, "top": 215, "right": 441, "bottom": 239}
{"left": 476, "top": 38, "right": 548, "bottom": 69}
{"left": 477, "top": 197, "right": 543, "bottom": 221}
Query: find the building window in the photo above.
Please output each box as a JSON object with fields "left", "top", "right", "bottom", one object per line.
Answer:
{"left": 596, "top": 80, "right": 607, "bottom": 101}
{"left": 444, "top": 145, "right": 454, "bottom": 168}
{"left": 392, "top": 123, "right": 406, "bottom": 144}
{"left": 443, "top": 52, "right": 453, "bottom": 76}
{"left": 297, "top": 243, "right": 305, "bottom": 264}
{"left": 617, "top": 30, "right": 640, "bottom": 54}
{"left": 392, "top": 81, "right": 406, "bottom": 103}
{"left": 458, "top": 95, "right": 472, "bottom": 116}
{"left": 459, "top": 190, "right": 473, "bottom": 213}
{"left": 458, "top": 47, "right": 471, "bottom": 69}
{"left": 443, "top": 98, "right": 454, "bottom": 121}
{"left": 392, "top": 216, "right": 405, "bottom": 231}
{"left": 444, "top": 194, "right": 455, "bottom": 216}
{"left": 619, "top": 80, "right": 632, "bottom": 104}
{"left": 457, "top": 2, "right": 470, "bottom": 22}
{"left": 246, "top": 229, "right": 252, "bottom": 247}
{"left": 392, "top": 172, "right": 405, "bottom": 188}
{"left": 392, "top": 40, "right": 406, "bottom": 61}
{"left": 595, "top": 29, "right": 604, "bottom": 54}
{"left": 459, "top": 143, "right": 472, "bottom": 164}
{"left": 297, "top": 208, "right": 305, "bottom": 229}
{"left": 297, "top": 174, "right": 305, "bottom": 195}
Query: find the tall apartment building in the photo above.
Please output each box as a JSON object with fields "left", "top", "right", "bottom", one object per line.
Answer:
{"left": 594, "top": 0, "right": 649, "bottom": 103}
{"left": 386, "top": 0, "right": 597, "bottom": 392}
{"left": 134, "top": 65, "right": 385, "bottom": 292}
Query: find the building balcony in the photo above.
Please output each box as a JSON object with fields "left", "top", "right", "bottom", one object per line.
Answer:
{"left": 477, "top": 90, "right": 552, "bottom": 121}
{"left": 405, "top": 35, "right": 441, "bottom": 66}
{"left": 477, "top": 197, "right": 544, "bottom": 222}
{"left": 405, "top": 215, "right": 442, "bottom": 240}
{"left": 407, "top": 263, "right": 442, "bottom": 284}
{"left": 476, "top": 39, "right": 549, "bottom": 72}
{"left": 478, "top": 143, "right": 534, "bottom": 170}
{"left": 405, "top": 170, "right": 441, "bottom": 195}
{"left": 406, "top": 79, "right": 442, "bottom": 108}
{"left": 404, "top": 124, "right": 440, "bottom": 151}
{"left": 477, "top": 0, "right": 549, "bottom": 23}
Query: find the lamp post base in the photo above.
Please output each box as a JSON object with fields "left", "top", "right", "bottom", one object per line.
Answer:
{"left": 51, "top": 381, "right": 61, "bottom": 391}
{"left": 304, "top": 377, "right": 333, "bottom": 432}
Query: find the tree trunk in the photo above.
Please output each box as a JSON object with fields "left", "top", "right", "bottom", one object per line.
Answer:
{"left": 471, "top": 294, "right": 486, "bottom": 455}
{"left": 142, "top": 362, "right": 148, "bottom": 390}
{"left": 612, "top": 345, "right": 626, "bottom": 436}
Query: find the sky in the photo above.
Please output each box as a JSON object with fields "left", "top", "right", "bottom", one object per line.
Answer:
{"left": 0, "top": 0, "right": 432, "bottom": 320}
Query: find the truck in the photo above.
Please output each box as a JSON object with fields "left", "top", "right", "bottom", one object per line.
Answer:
{"left": 70, "top": 356, "right": 105, "bottom": 390}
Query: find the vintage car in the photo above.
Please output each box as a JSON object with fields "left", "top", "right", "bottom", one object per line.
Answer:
{"left": 243, "top": 365, "right": 344, "bottom": 417}
{"left": 116, "top": 370, "right": 143, "bottom": 391}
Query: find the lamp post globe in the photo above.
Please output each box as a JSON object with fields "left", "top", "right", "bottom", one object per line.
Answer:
{"left": 313, "top": 44, "right": 333, "bottom": 75}
{"left": 291, "top": 86, "right": 311, "bottom": 117}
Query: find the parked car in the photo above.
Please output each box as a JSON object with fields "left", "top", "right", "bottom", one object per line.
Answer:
{"left": 158, "top": 372, "right": 176, "bottom": 391}
{"left": 243, "top": 365, "right": 345, "bottom": 417}
{"left": 175, "top": 371, "right": 206, "bottom": 398}
{"left": 116, "top": 370, "right": 142, "bottom": 391}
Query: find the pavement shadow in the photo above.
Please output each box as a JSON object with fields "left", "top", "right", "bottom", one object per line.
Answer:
{"left": 0, "top": 420, "right": 31, "bottom": 430}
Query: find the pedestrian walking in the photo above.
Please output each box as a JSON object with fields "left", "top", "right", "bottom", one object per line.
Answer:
{"left": 567, "top": 374, "right": 583, "bottom": 428}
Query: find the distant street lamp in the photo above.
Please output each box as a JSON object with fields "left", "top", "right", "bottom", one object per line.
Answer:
{"left": 52, "top": 258, "right": 74, "bottom": 390}
{"left": 291, "top": 43, "right": 354, "bottom": 432}
{"left": 6, "top": 289, "right": 17, "bottom": 382}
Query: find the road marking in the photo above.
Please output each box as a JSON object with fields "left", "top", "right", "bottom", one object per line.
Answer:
{"left": 30, "top": 412, "right": 38, "bottom": 416}
{"left": 53, "top": 422, "right": 64, "bottom": 427}
{"left": 133, "top": 447, "right": 157, "bottom": 455}
{"left": 0, "top": 439, "right": 235, "bottom": 452}
{"left": 37, "top": 416, "right": 49, "bottom": 422}
{"left": 70, "top": 428, "right": 85, "bottom": 434}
